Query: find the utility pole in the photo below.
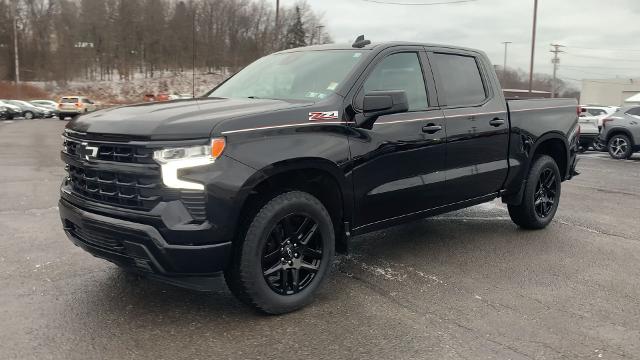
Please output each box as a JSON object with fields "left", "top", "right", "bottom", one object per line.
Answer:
{"left": 315, "top": 25, "right": 325, "bottom": 45}
{"left": 501, "top": 41, "right": 512, "bottom": 80}
{"left": 12, "top": 0, "right": 20, "bottom": 92}
{"left": 275, "top": 0, "right": 280, "bottom": 45}
{"left": 528, "top": 0, "right": 538, "bottom": 93}
{"left": 550, "top": 44, "right": 564, "bottom": 98}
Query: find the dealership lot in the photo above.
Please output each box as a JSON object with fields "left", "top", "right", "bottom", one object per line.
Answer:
{"left": 1, "top": 119, "right": 639, "bottom": 359}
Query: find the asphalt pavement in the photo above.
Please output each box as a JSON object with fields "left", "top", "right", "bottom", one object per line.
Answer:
{"left": 1, "top": 119, "right": 639, "bottom": 359}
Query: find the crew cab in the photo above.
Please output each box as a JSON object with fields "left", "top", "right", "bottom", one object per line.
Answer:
{"left": 59, "top": 39, "right": 579, "bottom": 314}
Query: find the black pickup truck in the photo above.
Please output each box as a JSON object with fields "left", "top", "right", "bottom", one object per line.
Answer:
{"left": 59, "top": 39, "right": 579, "bottom": 314}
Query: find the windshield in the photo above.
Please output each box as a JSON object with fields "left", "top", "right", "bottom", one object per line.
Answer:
{"left": 209, "top": 50, "right": 366, "bottom": 101}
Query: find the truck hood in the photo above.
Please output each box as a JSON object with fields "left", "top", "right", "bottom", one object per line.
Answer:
{"left": 67, "top": 98, "right": 310, "bottom": 140}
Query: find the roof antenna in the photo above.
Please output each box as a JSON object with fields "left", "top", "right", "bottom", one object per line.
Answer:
{"left": 352, "top": 35, "right": 371, "bottom": 48}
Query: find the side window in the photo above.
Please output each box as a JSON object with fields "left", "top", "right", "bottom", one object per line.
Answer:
{"left": 626, "top": 107, "right": 640, "bottom": 116}
{"left": 431, "top": 53, "right": 487, "bottom": 107}
{"left": 363, "top": 52, "right": 428, "bottom": 111}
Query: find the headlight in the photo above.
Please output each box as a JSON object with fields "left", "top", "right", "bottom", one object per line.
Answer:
{"left": 153, "top": 138, "right": 225, "bottom": 190}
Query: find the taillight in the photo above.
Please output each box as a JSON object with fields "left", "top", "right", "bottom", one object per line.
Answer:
{"left": 602, "top": 118, "right": 614, "bottom": 128}
{"left": 577, "top": 106, "right": 582, "bottom": 117}
{"left": 75, "top": 103, "right": 82, "bottom": 108}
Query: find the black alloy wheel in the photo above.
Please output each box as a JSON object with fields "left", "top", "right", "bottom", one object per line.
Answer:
{"left": 224, "top": 191, "right": 334, "bottom": 314}
{"left": 534, "top": 168, "right": 558, "bottom": 218}
{"left": 262, "top": 214, "right": 323, "bottom": 295}
{"left": 507, "top": 155, "right": 561, "bottom": 229}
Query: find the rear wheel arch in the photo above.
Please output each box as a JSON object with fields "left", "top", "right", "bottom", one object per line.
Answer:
{"left": 606, "top": 128, "right": 635, "bottom": 146}
{"left": 530, "top": 133, "right": 569, "bottom": 180}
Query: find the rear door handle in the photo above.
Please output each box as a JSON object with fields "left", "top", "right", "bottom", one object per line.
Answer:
{"left": 489, "top": 118, "right": 505, "bottom": 127}
{"left": 422, "top": 124, "right": 442, "bottom": 134}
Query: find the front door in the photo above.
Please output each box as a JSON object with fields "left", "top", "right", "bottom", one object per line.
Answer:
{"left": 349, "top": 49, "right": 447, "bottom": 228}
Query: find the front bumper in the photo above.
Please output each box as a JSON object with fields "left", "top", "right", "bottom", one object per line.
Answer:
{"left": 59, "top": 198, "right": 232, "bottom": 290}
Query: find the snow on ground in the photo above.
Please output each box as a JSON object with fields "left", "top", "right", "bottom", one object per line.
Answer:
{"left": 27, "top": 70, "right": 230, "bottom": 105}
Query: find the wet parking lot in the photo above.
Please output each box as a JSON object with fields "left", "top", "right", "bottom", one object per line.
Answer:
{"left": 1, "top": 119, "right": 640, "bottom": 359}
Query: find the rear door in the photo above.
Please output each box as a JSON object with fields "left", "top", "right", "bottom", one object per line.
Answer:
{"left": 349, "top": 47, "right": 447, "bottom": 228}
{"left": 428, "top": 50, "right": 509, "bottom": 203}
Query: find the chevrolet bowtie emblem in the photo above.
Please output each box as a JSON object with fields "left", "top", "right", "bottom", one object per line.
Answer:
{"left": 81, "top": 142, "right": 99, "bottom": 160}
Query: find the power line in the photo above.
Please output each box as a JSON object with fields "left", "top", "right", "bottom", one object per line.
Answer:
{"left": 561, "top": 64, "right": 640, "bottom": 71}
{"left": 362, "top": 0, "right": 477, "bottom": 5}
{"left": 563, "top": 52, "right": 640, "bottom": 62}
{"left": 565, "top": 45, "right": 640, "bottom": 53}
{"left": 561, "top": 66, "right": 640, "bottom": 78}
{"left": 560, "top": 77, "right": 639, "bottom": 85}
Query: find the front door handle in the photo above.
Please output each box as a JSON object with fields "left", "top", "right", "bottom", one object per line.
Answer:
{"left": 489, "top": 118, "right": 505, "bottom": 127}
{"left": 422, "top": 124, "right": 442, "bottom": 134}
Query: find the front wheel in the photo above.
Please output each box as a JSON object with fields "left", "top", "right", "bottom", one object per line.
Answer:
{"left": 24, "top": 111, "right": 34, "bottom": 119}
{"left": 225, "top": 191, "right": 335, "bottom": 314}
{"left": 608, "top": 134, "right": 632, "bottom": 159}
{"left": 508, "top": 155, "right": 561, "bottom": 229}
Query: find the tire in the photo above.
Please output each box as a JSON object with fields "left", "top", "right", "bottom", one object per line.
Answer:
{"left": 59, "top": 115, "right": 66, "bottom": 120}
{"left": 508, "top": 155, "right": 561, "bottom": 230}
{"left": 593, "top": 139, "right": 606, "bottom": 152}
{"left": 607, "top": 134, "right": 632, "bottom": 160}
{"left": 24, "top": 111, "right": 34, "bottom": 119}
{"left": 225, "top": 191, "right": 335, "bottom": 314}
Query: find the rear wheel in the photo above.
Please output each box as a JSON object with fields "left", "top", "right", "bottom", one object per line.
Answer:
{"left": 508, "top": 155, "right": 561, "bottom": 229}
{"left": 59, "top": 115, "right": 66, "bottom": 120}
{"left": 592, "top": 139, "right": 606, "bottom": 152}
{"left": 225, "top": 191, "right": 335, "bottom": 314}
{"left": 608, "top": 134, "right": 632, "bottom": 159}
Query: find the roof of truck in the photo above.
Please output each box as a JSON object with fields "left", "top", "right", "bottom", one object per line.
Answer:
{"left": 277, "top": 41, "right": 483, "bottom": 55}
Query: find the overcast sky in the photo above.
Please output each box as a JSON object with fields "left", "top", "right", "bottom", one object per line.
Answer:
{"left": 282, "top": 0, "right": 640, "bottom": 86}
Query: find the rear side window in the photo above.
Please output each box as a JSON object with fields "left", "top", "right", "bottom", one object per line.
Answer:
{"left": 61, "top": 98, "right": 78, "bottom": 103}
{"left": 626, "top": 107, "right": 640, "bottom": 116}
{"left": 363, "top": 52, "right": 429, "bottom": 111}
{"left": 586, "top": 108, "right": 606, "bottom": 116}
{"left": 82, "top": 98, "right": 91, "bottom": 104}
{"left": 431, "top": 53, "right": 487, "bottom": 107}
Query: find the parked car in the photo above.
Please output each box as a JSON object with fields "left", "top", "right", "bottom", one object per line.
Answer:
{"left": 30, "top": 100, "right": 59, "bottom": 118}
{"left": 0, "top": 100, "right": 22, "bottom": 119}
{"left": 2, "top": 100, "right": 46, "bottom": 119}
{"left": 599, "top": 105, "right": 640, "bottom": 159}
{"left": 59, "top": 40, "right": 579, "bottom": 314}
{"left": 578, "top": 108, "right": 600, "bottom": 152}
{"left": 581, "top": 105, "right": 619, "bottom": 151}
{"left": 57, "top": 96, "right": 97, "bottom": 120}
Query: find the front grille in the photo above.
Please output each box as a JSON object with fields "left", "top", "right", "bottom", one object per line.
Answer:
{"left": 67, "top": 164, "right": 165, "bottom": 210}
{"left": 63, "top": 138, "right": 155, "bottom": 164}
{"left": 62, "top": 136, "right": 206, "bottom": 219}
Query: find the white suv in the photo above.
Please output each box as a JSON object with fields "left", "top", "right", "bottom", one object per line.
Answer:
{"left": 579, "top": 105, "right": 619, "bottom": 151}
{"left": 57, "top": 96, "right": 97, "bottom": 120}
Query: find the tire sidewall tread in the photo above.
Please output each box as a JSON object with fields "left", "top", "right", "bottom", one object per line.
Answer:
{"left": 225, "top": 191, "right": 335, "bottom": 314}
{"left": 508, "top": 155, "right": 561, "bottom": 230}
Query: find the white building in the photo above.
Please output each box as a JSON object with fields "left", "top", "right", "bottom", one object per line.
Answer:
{"left": 580, "top": 78, "right": 640, "bottom": 106}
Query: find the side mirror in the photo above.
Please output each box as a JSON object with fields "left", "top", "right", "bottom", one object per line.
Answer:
{"left": 358, "top": 90, "right": 409, "bottom": 126}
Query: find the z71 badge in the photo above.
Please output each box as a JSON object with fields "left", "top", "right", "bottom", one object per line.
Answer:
{"left": 308, "top": 111, "right": 339, "bottom": 121}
